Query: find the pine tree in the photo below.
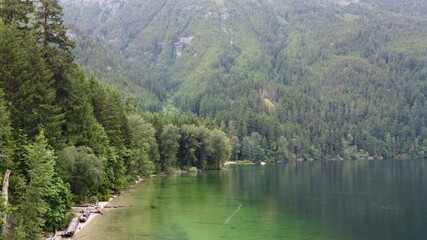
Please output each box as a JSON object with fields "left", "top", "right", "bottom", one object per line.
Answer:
{"left": 35, "top": 0, "right": 73, "bottom": 51}
{"left": 0, "top": 0, "right": 34, "bottom": 27}
{"left": 0, "top": 88, "right": 13, "bottom": 171}
{"left": 227, "top": 120, "right": 240, "bottom": 160}
{"left": 18, "top": 130, "right": 56, "bottom": 239}
{"left": 194, "top": 126, "right": 210, "bottom": 170}
{"left": 60, "top": 69, "right": 109, "bottom": 155}
{"left": 91, "top": 86, "right": 129, "bottom": 150}
{"left": 35, "top": 0, "right": 75, "bottom": 108}
{"left": 0, "top": 22, "right": 63, "bottom": 145}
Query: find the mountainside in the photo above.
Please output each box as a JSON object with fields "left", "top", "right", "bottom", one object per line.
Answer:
{"left": 62, "top": 0, "right": 427, "bottom": 161}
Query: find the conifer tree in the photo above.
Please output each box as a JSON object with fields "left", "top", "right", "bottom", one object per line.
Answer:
{"left": 227, "top": 120, "right": 240, "bottom": 161}
{"left": 89, "top": 81, "right": 130, "bottom": 151}
{"left": 98, "top": 91, "right": 125, "bottom": 148}
{"left": 178, "top": 125, "right": 199, "bottom": 167}
{"left": 194, "top": 126, "right": 210, "bottom": 170}
{"left": 35, "top": 0, "right": 72, "bottom": 51}
{"left": 0, "top": 88, "right": 12, "bottom": 171}
{"left": 0, "top": 22, "right": 63, "bottom": 145}
{"left": 0, "top": 0, "right": 34, "bottom": 27}
{"left": 60, "top": 69, "right": 109, "bottom": 155}
{"left": 35, "top": 0, "right": 75, "bottom": 108}
{"left": 17, "top": 130, "right": 56, "bottom": 239}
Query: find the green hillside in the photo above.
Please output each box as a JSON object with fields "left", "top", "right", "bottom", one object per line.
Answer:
{"left": 62, "top": 0, "right": 427, "bottom": 161}
{"left": 0, "top": 0, "right": 233, "bottom": 236}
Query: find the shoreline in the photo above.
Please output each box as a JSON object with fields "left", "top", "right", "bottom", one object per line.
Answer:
{"left": 224, "top": 160, "right": 254, "bottom": 166}
{"left": 48, "top": 198, "right": 113, "bottom": 240}
{"left": 49, "top": 179, "right": 145, "bottom": 240}
{"left": 72, "top": 200, "right": 111, "bottom": 238}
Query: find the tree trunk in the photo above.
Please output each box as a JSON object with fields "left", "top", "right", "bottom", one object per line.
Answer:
{"left": 2, "top": 170, "right": 11, "bottom": 236}
{"left": 62, "top": 217, "right": 79, "bottom": 237}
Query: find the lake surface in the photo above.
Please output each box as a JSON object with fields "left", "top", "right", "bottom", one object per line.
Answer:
{"left": 75, "top": 160, "right": 427, "bottom": 240}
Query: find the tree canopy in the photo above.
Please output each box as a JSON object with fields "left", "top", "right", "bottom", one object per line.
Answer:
{"left": 0, "top": 1, "right": 231, "bottom": 237}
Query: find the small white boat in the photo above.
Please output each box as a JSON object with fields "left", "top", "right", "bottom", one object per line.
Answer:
{"left": 260, "top": 162, "right": 266, "bottom": 165}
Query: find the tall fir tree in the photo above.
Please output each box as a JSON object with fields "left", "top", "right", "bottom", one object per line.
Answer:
{"left": 0, "top": 0, "right": 34, "bottom": 27}
{"left": 35, "top": 0, "right": 75, "bottom": 105}
{"left": 35, "top": 0, "right": 72, "bottom": 51}
{"left": 0, "top": 87, "right": 13, "bottom": 172}
{"left": 89, "top": 80, "right": 130, "bottom": 151}
{"left": 60, "top": 68, "right": 109, "bottom": 155}
{"left": 0, "top": 22, "right": 63, "bottom": 146}
{"left": 16, "top": 130, "right": 56, "bottom": 239}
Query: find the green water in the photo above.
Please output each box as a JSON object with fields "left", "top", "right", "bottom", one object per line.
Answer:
{"left": 75, "top": 160, "right": 427, "bottom": 240}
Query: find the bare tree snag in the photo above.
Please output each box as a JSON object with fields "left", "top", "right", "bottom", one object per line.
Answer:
{"left": 2, "top": 170, "right": 11, "bottom": 236}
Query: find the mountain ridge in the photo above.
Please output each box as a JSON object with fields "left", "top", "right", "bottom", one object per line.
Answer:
{"left": 62, "top": 0, "right": 427, "bottom": 161}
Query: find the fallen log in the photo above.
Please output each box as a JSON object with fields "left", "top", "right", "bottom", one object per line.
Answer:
{"left": 62, "top": 217, "right": 79, "bottom": 237}
{"left": 78, "top": 209, "right": 91, "bottom": 223}
{"left": 90, "top": 209, "right": 105, "bottom": 215}
{"left": 73, "top": 204, "right": 92, "bottom": 208}
{"left": 104, "top": 205, "right": 126, "bottom": 209}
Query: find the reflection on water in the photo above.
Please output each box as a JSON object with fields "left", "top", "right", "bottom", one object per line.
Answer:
{"left": 75, "top": 160, "right": 427, "bottom": 240}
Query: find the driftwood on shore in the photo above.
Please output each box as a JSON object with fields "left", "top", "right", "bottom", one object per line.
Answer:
{"left": 62, "top": 217, "right": 79, "bottom": 237}
{"left": 104, "top": 205, "right": 126, "bottom": 209}
{"left": 78, "top": 209, "right": 92, "bottom": 223}
{"left": 91, "top": 208, "right": 105, "bottom": 215}
{"left": 58, "top": 198, "right": 126, "bottom": 238}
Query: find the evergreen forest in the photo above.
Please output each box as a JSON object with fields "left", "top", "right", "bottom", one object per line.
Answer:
{"left": 1, "top": 0, "right": 427, "bottom": 238}
{"left": 62, "top": 0, "right": 427, "bottom": 162}
{"left": 0, "top": 0, "right": 230, "bottom": 238}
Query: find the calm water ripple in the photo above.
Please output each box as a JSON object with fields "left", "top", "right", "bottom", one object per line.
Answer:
{"left": 75, "top": 160, "right": 427, "bottom": 240}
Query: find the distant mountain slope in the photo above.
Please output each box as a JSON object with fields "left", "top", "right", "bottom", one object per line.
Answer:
{"left": 62, "top": 0, "right": 427, "bottom": 160}
{"left": 66, "top": 25, "right": 164, "bottom": 111}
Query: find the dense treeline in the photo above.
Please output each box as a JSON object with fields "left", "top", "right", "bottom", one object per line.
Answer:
{"left": 0, "top": 1, "right": 230, "bottom": 238}
{"left": 62, "top": 0, "right": 427, "bottom": 162}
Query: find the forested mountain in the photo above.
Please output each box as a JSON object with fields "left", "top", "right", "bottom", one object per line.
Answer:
{"left": 0, "top": 0, "right": 426, "bottom": 237}
{"left": 0, "top": 0, "right": 230, "bottom": 238}
{"left": 61, "top": 0, "right": 427, "bottom": 161}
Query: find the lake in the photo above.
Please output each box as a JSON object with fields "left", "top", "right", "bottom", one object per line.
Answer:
{"left": 74, "top": 160, "right": 427, "bottom": 240}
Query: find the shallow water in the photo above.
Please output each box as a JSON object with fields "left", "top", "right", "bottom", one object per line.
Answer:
{"left": 75, "top": 160, "right": 427, "bottom": 240}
